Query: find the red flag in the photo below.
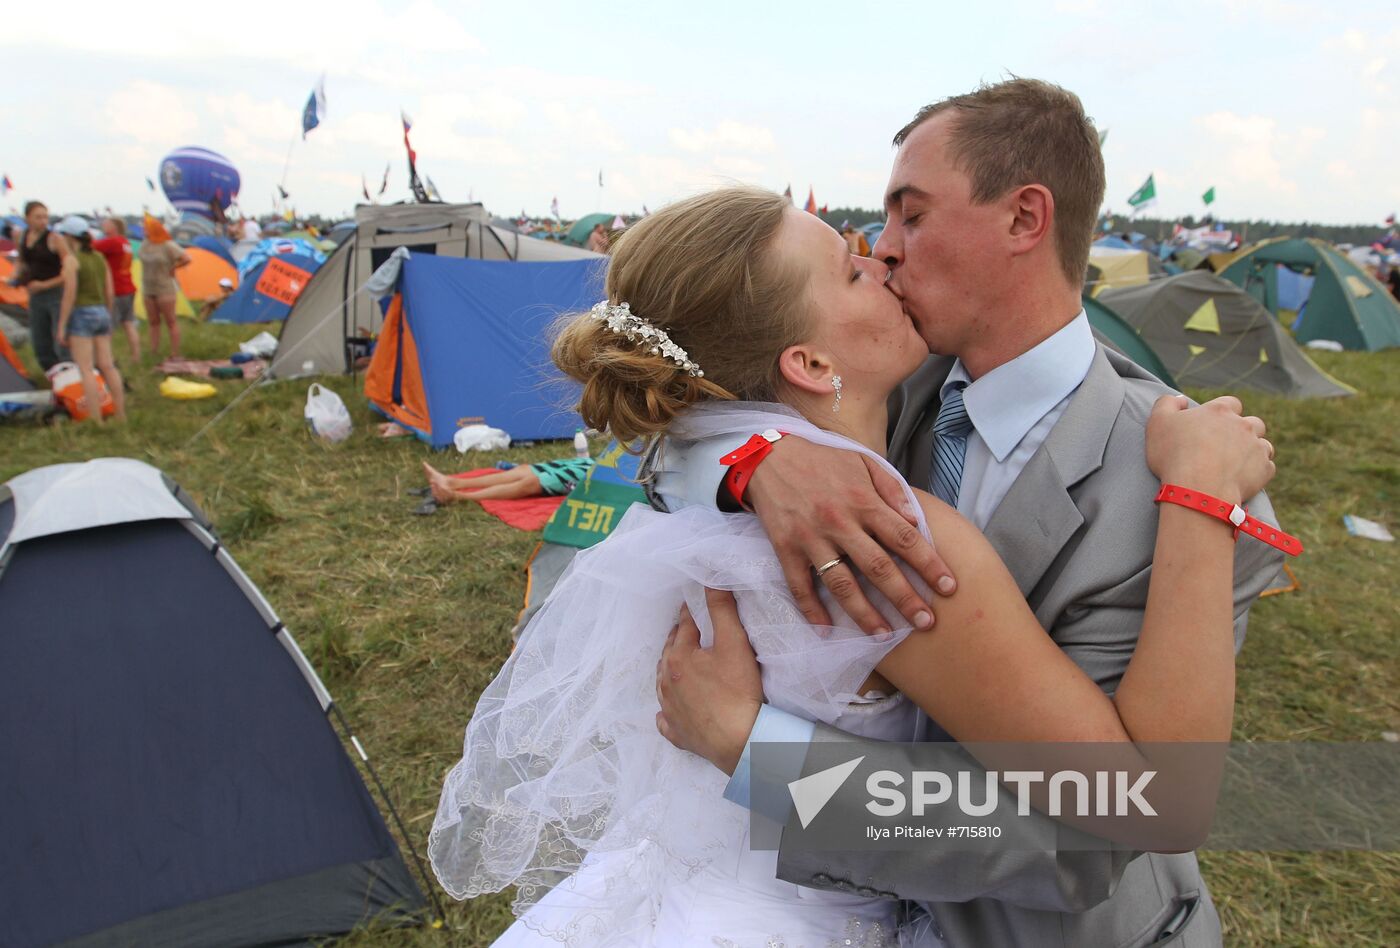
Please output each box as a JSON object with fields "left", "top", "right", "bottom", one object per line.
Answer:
{"left": 819, "top": 204, "right": 828, "bottom": 215}
{"left": 401, "top": 110, "right": 428, "bottom": 203}
{"left": 804, "top": 187, "right": 817, "bottom": 215}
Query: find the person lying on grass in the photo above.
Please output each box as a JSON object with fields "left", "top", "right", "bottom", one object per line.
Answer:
{"left": 421, "top": 457, "right": 594, "bottom": 504}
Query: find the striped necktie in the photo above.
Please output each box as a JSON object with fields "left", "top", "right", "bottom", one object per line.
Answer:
{"left": 930, "top": 383, "right": 974, "bottom": 507}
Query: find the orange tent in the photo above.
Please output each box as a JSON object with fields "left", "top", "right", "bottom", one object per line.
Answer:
{"left": 0, "top": 258, "right": 29, "bottom": 308}
{"left": 176, "top": 247, "right": 238, "bottom": 303}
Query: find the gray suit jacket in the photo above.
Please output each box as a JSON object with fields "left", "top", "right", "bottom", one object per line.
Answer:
{"left": 775, "top": 345, "right": 1285, "bottom": 947}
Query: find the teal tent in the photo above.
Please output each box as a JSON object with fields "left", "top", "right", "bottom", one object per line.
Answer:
{"left": 1218, "top": 238, "right": 1400, "bottom": 351}
{"left": 565, "top": 213, "right": 617, "bottom": 247}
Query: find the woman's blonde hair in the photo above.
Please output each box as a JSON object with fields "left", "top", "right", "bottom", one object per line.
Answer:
{"left": 553, "top": 186, "right": 809, "bottom": 444}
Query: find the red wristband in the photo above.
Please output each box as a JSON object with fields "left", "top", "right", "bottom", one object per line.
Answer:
{"left": 719, "top": 429, "right": 788, "bottom": 509}
{"left": 1154, "top": 484, "right": 1302, "bottom": 556}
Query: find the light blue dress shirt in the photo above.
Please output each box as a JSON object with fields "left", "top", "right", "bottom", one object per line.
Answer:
{"left": 658, "top": 314, "right": 1098, "bottom": 819}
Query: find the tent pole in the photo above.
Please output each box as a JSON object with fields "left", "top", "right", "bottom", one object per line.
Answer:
{"left": 330, "top": 701, "right": 448, "bottom": 927}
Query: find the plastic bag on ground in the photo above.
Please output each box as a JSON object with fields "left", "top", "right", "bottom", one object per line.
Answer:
{"left": 239, "top": 331, "right": 279, "bottom": 358}
{"left": 304, "top": 383, "right": 353, "bottom": 443}
{"left": 453, "top": 424, "right": 510, "bottom": 453}
{"left": 48, "top": 362, "right": 116, "bottom": 418}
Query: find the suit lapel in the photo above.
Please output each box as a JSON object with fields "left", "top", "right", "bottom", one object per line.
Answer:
{"left": 981, "top": 345, "right": 1126, "bottom": 599}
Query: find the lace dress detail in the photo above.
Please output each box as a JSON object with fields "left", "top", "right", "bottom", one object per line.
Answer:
{"left": 430, "top": 405, "right": 934, "bottom": 947}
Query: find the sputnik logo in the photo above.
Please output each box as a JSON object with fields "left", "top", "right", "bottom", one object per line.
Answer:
{"left": 788, "top": 756, "right": 865, "bottom": 829}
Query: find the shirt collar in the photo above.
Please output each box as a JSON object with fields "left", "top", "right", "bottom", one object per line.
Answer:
{"left": 939, "top": 311, "right": 1095, "bottom": 462}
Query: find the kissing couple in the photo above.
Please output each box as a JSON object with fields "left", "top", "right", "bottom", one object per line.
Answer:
{"left": 429, "top": 79, "right": 1287, "bottom": 947}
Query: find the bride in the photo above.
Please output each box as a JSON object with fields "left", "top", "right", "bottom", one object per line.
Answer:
{"left": 428, "top": 186, "right": 1275, "bottom": 946}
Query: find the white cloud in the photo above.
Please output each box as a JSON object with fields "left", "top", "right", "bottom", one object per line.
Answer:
{"left": 1325, "top": 160, "right": 1353, "bottom": 181}
{"left": 104, "top": 81, "right": 198, "bottom": 143}
{"left": 670, "top": 121, "right": 777, "bottom": 154}
{"left": 0, "top": 0, "right": 483, "bottom": 66}
{"left": 711, "top": 156, "right": 767, "bottom": 178}
{"left": 1194, "top": 111, "right": 1297, "bottom": 197}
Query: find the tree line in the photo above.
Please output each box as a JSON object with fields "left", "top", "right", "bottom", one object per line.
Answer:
{"left": 814, "top": 207, "right": 1393, "bottom": 247}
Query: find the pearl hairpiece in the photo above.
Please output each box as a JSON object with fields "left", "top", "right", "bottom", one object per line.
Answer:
{"left": 589, "top": 300, "right": 704, "bottom": 378}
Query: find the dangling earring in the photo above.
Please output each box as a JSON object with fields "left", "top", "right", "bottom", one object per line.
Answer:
{"left": 831, "top": 375, "right": 843, "bottom": 413}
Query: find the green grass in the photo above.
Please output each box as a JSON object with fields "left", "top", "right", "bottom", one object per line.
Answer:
{"left": 3, "top": 323, "right": 1397, "bottom": 945}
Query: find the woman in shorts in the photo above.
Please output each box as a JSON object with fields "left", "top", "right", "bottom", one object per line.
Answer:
{"left": 55, "top": 216, "right": 126, "bottom": 423}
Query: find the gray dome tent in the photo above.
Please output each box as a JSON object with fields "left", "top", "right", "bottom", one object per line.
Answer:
{"left": 0, "top": 459, "right": 435, "bottom": 946}
{"left": 268, "top": 202, "right": 600, "bottom": 379}
{"left": 1100, "top": 271, "right": 1355, "bottom": 399}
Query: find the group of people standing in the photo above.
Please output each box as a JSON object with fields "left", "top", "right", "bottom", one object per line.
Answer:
{"left": 7, "top": 201, "right": 193, "bottom": 423}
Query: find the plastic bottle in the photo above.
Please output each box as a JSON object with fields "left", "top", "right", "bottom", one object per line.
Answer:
{"left": 573, "top": 428, "right": 590, "bottom": 459}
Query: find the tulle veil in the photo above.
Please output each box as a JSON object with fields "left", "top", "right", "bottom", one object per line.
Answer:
{"left": 428, "top": 402, "right": 932, "bottom": 941}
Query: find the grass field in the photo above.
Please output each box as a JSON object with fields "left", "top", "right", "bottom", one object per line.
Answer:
{"left": 3, "top": 321, "right": 1397, "bottom": 946}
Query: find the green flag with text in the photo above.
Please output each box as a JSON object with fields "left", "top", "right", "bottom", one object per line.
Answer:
{"left": 1127, "top": 174, "right": 1156, "bottom": 210}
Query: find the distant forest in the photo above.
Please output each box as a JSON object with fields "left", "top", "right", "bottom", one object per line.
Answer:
{"left": 815, "top": 207, "right": 1393, "bottom": 248}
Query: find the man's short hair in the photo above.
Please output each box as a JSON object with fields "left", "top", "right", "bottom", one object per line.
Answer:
{"left": 894, "top": 78, "right": 1105, "bottom": 287}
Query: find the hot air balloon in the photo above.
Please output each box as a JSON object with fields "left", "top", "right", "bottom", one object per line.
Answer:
{"left": 158, "top": 147, "right": 241, "bottom": 220}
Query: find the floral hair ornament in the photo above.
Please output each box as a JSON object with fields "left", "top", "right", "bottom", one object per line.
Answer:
{"left": 589, "top": 300, "right": 704, "bottom": 378}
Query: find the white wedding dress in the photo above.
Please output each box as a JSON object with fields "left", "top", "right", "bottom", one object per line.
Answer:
{"left": 429, "top": 406, "right": 932, "bottom": 948}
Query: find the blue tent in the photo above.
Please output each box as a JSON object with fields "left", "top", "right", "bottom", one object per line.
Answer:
{"left": 0, "top": 460, "right": 430, "bottom": 945}
{"left": 210, "top": 253, "right": 322, "bottom": 323}
{"left": 192, "top": 234, "right": 237, "bottom": 267}
{"left": 365, "top": 254, "right": 605, "bottom": 445}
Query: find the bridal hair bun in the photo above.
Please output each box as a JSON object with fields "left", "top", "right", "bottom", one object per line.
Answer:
{"left": 552, "top": 186, "right": 812, "bottom": 445}
{"left": 552, "top": 303, "right": 726, "bottom": 445}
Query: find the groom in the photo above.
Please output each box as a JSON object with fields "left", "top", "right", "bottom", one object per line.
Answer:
{"left": 648, "top": 79, "right": 1285, "bottom": 946}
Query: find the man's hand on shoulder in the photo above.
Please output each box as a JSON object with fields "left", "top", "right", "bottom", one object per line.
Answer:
{"left": 655, "top": 588, "right": 763, "bottom": 776}
{"left": 745, "top": 437, "right": 956, "bottom": 634}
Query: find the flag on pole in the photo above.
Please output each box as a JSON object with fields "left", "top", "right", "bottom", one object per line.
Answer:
{"left": 145, "top": 177, "right": 156, "bottom": 191}
{"left": 819, "top": 204, "right": 828, "bottom": 215}
{"left": 378, "top": 163, "right": 390, "bottom": 196}
{"left": 642, "top": 204, "right": 650, "bottom": 216}
{"left": 402, "top": 111, "right": 429, "bottom": 203}
{"left": 1202, "top": 186, "right": 1216, "bottom": 206}
{"left": 598, "top": 169, "right": 604, "bottom": 188}
{"left": 426, "top": 176, "right": 442, "bottom": 201}
{"left": 804, "top": 187, "right": 818, "bottom": 215}
{"left": 301, "top": 76, "right": 327, "bottom": 139}
{"left": 277, "top": 185, "right": 290, "bottom": 201}
{"left": 0, "top": 174, "right": 10, "bottom": 195}
{"left": 362, "top": 175, "right": 371, "bottom": 202}
{"left": 551, "top": 196, "right": 560, "bottom": 219}
{"left": 1126, "top": 174, "right": 1156, "bottom": 211}
{"left": 784, "top": 184, "right": 793, "bottom": 204}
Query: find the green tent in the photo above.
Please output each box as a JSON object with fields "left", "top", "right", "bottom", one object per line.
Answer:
{"left": 1082, "top": 295, "right": 1179, "bottom": 389}
{"left": 565, "top": 213, "right": 617, "bottom": 247}
{"left": 1101, "top": 271, "right": 1355, "bottom": 399}
{"left": 1218, "top": 237, "right": 1400, "bottom": 351}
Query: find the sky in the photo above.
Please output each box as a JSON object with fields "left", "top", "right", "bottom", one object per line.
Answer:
{"left": 3, "top": 0, "right": 1396, "bottom": 226}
